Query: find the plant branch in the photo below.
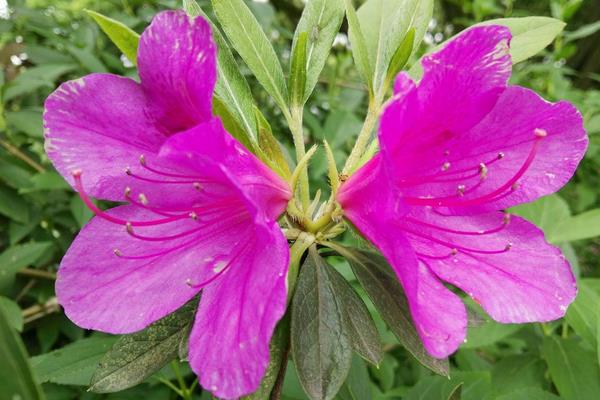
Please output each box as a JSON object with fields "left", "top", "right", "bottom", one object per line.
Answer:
{"left": 342, "top": 99, "right": 381, "bottom": 174}
{"left": 0, "top": 139, "right": 46, "bottom": 173}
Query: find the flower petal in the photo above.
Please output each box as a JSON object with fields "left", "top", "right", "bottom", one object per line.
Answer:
{"left": 382, "top": 85, "right": 587, "bottom": 212}
{"left": 56, "top": 204, "right": 256, "bottom": 334}
{"left": 338, "top": 159, "right": 467, "bottom": 358}
{"left": 44, "top": 73, "right": 167, "bottom": 201}
{"left": 138, "top": 10, "right": 216, "bottom": 133}
{"left": 400, "top": 208, "right": 577, "bottom": 322}
{"left": 188, "top": 222, "right": 288, "bottom": 399}
{"left": 159, "top": 118, "right": 292, "bottom": 222}
{"left": 381, "top": 25, "right": 512, "bottom": 156}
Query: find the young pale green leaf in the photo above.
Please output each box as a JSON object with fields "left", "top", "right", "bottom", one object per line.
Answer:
{"left": 89, "top": 300, "right": 197, "bottom": 393}
{"left": 212, "top": 0, "right": 289, "bottom": 113}
{"left": 327, "top": 243, "right": 450, "bottom": 376}
{"left": 291, "top": 246, "right": 352, "bottom": 400}
{"left": 0, "top": 306, "right": 46, "bottom": 400}
{"left": 255, "top": 107, "right": 292, "bottom": 179}
{"left": 511, "top": 194, "right": 571, "bottom": 243}
{"left": 410, "top": 17, "right": 566, "bottom": 80}
{"left": 242, "top": 315, "right": 290, "bottom": 400}
{"left": 30, "top": 336, "right": 118, "bottom": 386}
{"left": 289, "top": 31, "right": 308, "bottom": 107}
{"left": 191, "top": 4, "right": 259, "bottom": 144}
{"left": 565, "top": 280, "right": 599, "bottom": 347}
{"left": 324, "top": 257, "right": 382, "bottom": 365}
{"left": 182, "top": 0, "right": 203, "bottom": 17}
{"left": 357, "top": 0, "right": 432, "bottom": 97}
{"left": 293, "top": 0, "right": 345, "bottom": 103}
{"left": 384, "top": 28, "right": 415, "bottom": 89}
{"left": 344, "top": 0, "right": 373, "bottom": 91}
{"left": 323, "top": 140, "right": 340, "bottom": 196}
{"left": 86, "top": 10, "right": 139, "bottom": 65}
{"left": 542, "top": 336, "right": 600, "bottom": 400}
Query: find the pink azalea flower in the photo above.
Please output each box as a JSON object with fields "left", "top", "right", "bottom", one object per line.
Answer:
{"left": 44, "top": 11, "right": 291, "bottom": 398}
{"left": 337, "top": 26, "right": 588, "bottom": 358}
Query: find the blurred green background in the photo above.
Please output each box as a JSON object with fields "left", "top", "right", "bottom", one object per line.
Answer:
{"left": 2, "top": 0, "right": 600, "bottom": 399}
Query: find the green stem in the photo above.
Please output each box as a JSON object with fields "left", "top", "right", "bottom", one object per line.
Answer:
{"left": 288, "top": 106, "right": 310, "bottom": 211}
{"left": 287, "top": 232, "right": 315, "bottom": 303}
{"left": 171, "top": 361, "right": 192, "bottom": 400}
{"left": 342, "top": 99, "right": 381, "bottom": 174}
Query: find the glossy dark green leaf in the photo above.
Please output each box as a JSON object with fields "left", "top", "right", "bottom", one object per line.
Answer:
{"left": 327, "top": 243, "right": 449, "bottom": 376}
{"left": 291, "top": 246, "right": 352, "bottom": 400}
{"left": 0, "top": 305, "right": 46, "bottom": 400}
{"left": 324, "top": 257, "right": 382, "bottom": 365}
{"left": 212, "top": 0, "right": 288, "bottom": 113}
{"left": 289, "top": 31, "right": 308, "bottom": 107}
{"left": 30, "top": 336, "right": 118, "bottom": 385}
{"left": 86, "top": 10, "right": 140, "bottom": 65}
{"left": 89, "top": 300, "right": 198, "bottom": 393}
{"left": 293, "top": 0, "right": 345, "bottom": 103}
{"left": 542, "top": 336, "right": 600, "bottom": 400}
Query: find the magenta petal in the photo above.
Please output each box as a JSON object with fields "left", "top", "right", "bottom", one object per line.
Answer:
{"left": 44, "top": 73, "right": 166, "bottom": 201}
{"left": 338, "top": 160, "right": 467, "bottom": 358}
{"left": 160, "top": 119, "right": 292, "bottom": 221}
{"left": 402, "top": 208, "right": 577, "bottom": 322}
{"left": 138, "top": 10, "right": 216, "bottom": 133}
{"left": 56, "top": 204, "right": 257, "bottom": 333}
{"left": 188, "top": 222, "right": 288, "bottom": 399}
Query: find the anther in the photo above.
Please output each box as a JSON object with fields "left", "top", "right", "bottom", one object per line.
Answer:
{"left": 497, "top": 152, "right": 505, "bottom": 160}
{"left": 185, "top": 278, "right": 193, "bottom": 287}
{"left": 138, "top": 193, "right": 149, "bottom": 205}
{"left": 124, "top": 187, "right": 132, "bottom": 198}
{"left": 511, "top": 182, "right": 520, "bottom": 191}
{"left": 193, "top": 182, "right": 202, "bottom": 190}
{"left": 457, "top": 184, "right": 466, "bottom": 196}
{"left": 478, "top": 163, "right": 488, "bottom": 180}
{"left": 444, "top": 150, "right": 450, "bottom": 156}
{"left": 504, "top": 243, "right": 513, "bottom": 251}
{"left": 113, "top": 249, "right": 122, "bottom": 257}
{"left": 125, "top": 222, "right": 133, "bottom": 234}
{"left": 125, "top": 167, "right": 132, "bottom": 175}
{"left": 139, "top": 155, "right": 146, "bottom": 166}
{"left": 441, "top": 162, "right": 451, "bottom": 171}
{"left": 189, "top": 212, "right": 198, "bottom": 220}
{"left": 534, "top": 128, "right": 548, "bottom": 138}
{"left": 450, "top": 248, "right": 458, "bottom": 256}
{"left": 503, "top": 213, "right": 511, "bottom": 225}
{"left": 71, "top": 169, "right": 82, "bottom": 178}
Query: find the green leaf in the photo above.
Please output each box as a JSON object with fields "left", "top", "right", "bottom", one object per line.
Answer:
{"left": 344, "top": 0, "right": 373, "bottom": 90}
{"left": 550, "top": 208, "right": 600, "bottom": 242}
{"left": 291, "top": 246, "right": 352, "bottom": 400}
{"left": 89, "top": 300, "right": 198, "bottom": 393}
{"left": 490, "top": 355, "right": 546, "bottom": 396}
{"left": 542, "top": 336, "right": 600, "bottom": 400}
{"left": 358, "top": 0, "right": 432, "bottom": 96}
{"left": 564, "top": 20, "right": 600, "bottom": 42}
{"left": 565, "top": 279, "right": 599, "bottom": 347}
{"left": 494, "top": 388, "right": 560, "bottom": 400}
{"left": 384, "top": 27, "right": 415, "bottom": 88}
{"left": 293, "top": 0, "right": 345, "bottom": 103}
{"left": 3, "top": 64, "right": 77, "bottom": 101}
{"left": 255, "top": 107, "right": 292, "bottom": 179}
{"left": 336, "top": 355, "right": 372, "bottom": 400}
{"left": 85, "top": 10, "right": 140, "bottom": 65}
{"left": 0, "top": 242, "right": 53, "bottom": 292}
{"left": 194, "top": 5, "right": 259, "bottom": 144}
{"left": 478, "top": 17, "right": 566, "bottom": 64}
{"left": 5, "top": 109, "right": 43, "bottom": 138}
{"left": 324, "top": 140, "right": 340, "bottom": 196}
{"left": 23, "top": 171, "right": 70, "bottom": 192}
{"left": 289, "top": 31, "right": 308, "bottom": 107}
{"left": 0, "top": 186, "right": 30, "bottom": 223}
{"left": 212, "top": 0, "right": 288, "bottom": 113}
{"left": 67, "top": 46, "right": 108, "bottom": 73}
{"left": 327, "top": 243, "right": 449, "bottom": 376}
{"left": 325, "top": 257, "right": 382, "bottom": 365}
{"left": 0, "top": 296, "right": 24, "bottom": 332}
{"left": 404, "top": 371, "right": 490, "bottom": 400}
{"left": 30, "top": 336, "right": 118, "bottom": 385}
{"left": 182, "top": 0, "right": 203, "bottom": 17}
{"left": 0, "top": 305, "right": 46, "bottom": 400}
